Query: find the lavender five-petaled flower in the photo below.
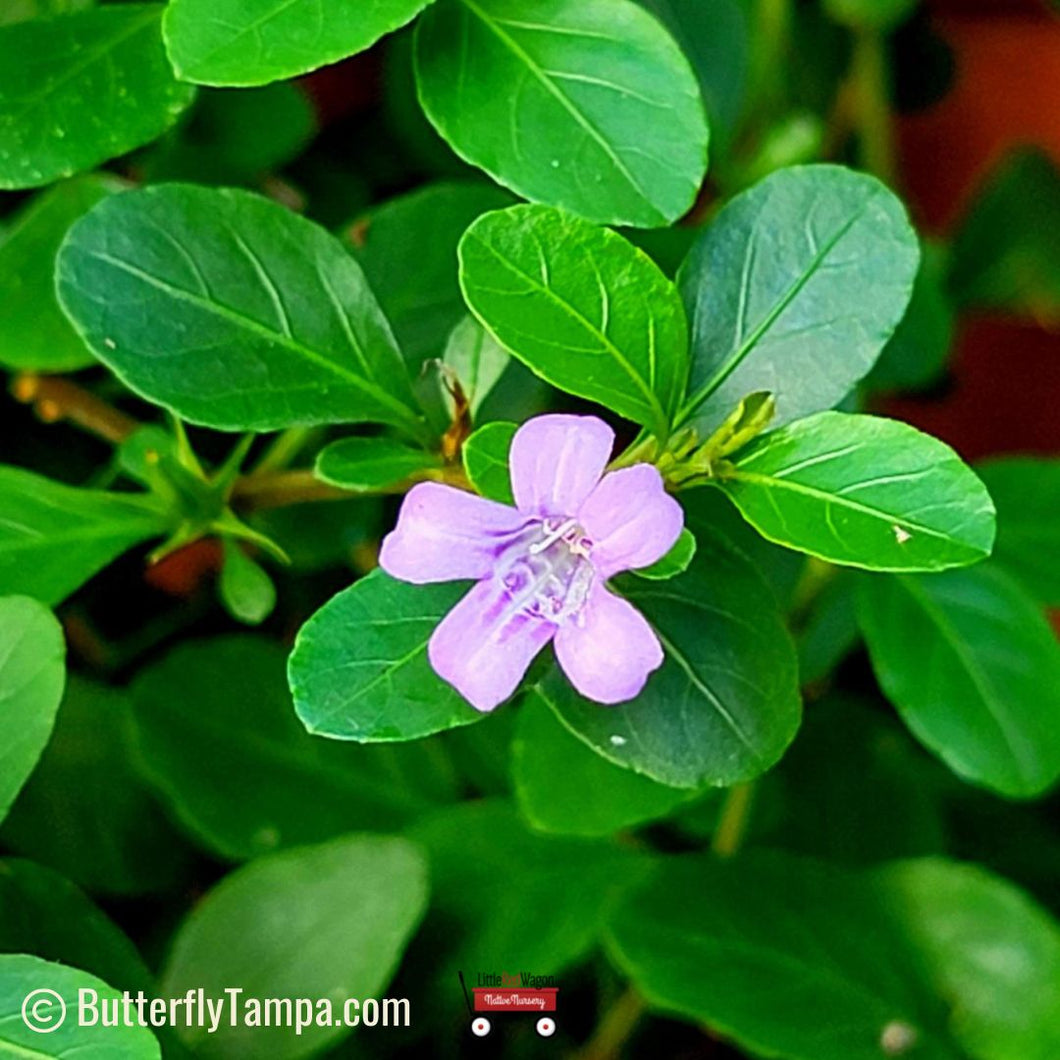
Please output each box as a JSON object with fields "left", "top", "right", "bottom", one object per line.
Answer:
{"left": 379, "top": 414, "right": 684, "bottom": 712}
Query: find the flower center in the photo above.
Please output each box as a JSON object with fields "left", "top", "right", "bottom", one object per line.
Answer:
{"left": 499, "top": 516, "right": 595, "bottom": 624}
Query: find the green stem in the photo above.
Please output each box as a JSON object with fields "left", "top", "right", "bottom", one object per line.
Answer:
{"left": 579, "top": 987, "right": 647, "bottom": 1060}
{"left": 253, "top": 426, "right": 321, "bottom": 474}
{"left": 851, "top": 28, "right": 896, "bottom": 185}
{"left": 712, "top": 782, "right": 756, "bottom": 858}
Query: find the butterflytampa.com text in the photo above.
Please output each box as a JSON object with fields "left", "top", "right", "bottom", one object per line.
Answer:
{"left": 77, "top": 988, "right": 410, "bottom": 1035}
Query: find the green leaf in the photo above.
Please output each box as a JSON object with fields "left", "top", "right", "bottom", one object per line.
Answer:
{"left": 0, "top": 0, "right": 92, "bottom": 26}
{"left": 0, "top": 859, "right": 153, "bottom": 994}
{"left": 1, "top": 678, "right": 195, "bottom": 895}
{"left": 0, "top": 596, "right": 65, "bottom": 823}
{"left": 545, "top": 532, "right": 801, "bottom": 789}
{"left": 949, "top": 148, "right": 1060, "bottom": 323}
{"left": 865, "top": 240, "right": 954, "bottom": 393}
{"left": 131, "top": 636, "right": 456, "bottom": 860}
{"left": 462, "top": 420, "right": 516, "bottom": 503}
{"left": 160, "top": 835, "right": 427, "bottom": 1059}
{"left": 718, "top": 412, "right": 996, "bottom": 572}
{"left": 0, "top": 465, "right": 170, "bottom": 605}
{"left": 0, "top": 6, "right": 195, "bottom": 189}
{"left": 513, "top": 692, "right": 693, "bottom": 836}
{"left": 631, "top": 527, "right": 696, "bottom": 580}
{"left": 459, "top": 205, "right": 688, "bottom": 435}
{"left": 410, "top": 800, "right": 650, "bottom": 982}
{"left": 0, "top": 954, "right": 161, "bottom": 1057}
{"left": 349, "top": 182, "right": 513, "bottom": 368}
{"left": 796, "top": 570, "right": 860, "bottom": 685}
{"left": 823, "top": 0, "right": 917, "bottom": 31}
{"left": 975, "top": 457, "right": 1060, "bottom": 606}
{"left": 315, "top": 436, "right": 442, "bottom": 491}
{"left": 219, "top": 540, "right": 276, "bottom": 625}
{"left": 858, "top": 565, "right": 1060, "bottom": 799}
{"left": 289, "top": 569, "right": 482, "bottom": 742}
{"left": 677, "top": 165, "right": 919, "bottom": 434}
{"left": 874, "top": 859, "right": 1060, "bottom": 1060}
{"left": 164, "top": 0, "right": 433, "bottom": 85}
{"left": 442, "top": 314, "right": 509, "bottom": 418}
{"left": 415, "top": 0, "right": 709, "bottom": 227}
{"left": 607, "top": 852, "right": 964, "bottom": 1060}
{"left": 57, "top": 184, "right": 425, "bottom": 436}
{"left": 0, "top": 174, "right": 123, "bottom": 372}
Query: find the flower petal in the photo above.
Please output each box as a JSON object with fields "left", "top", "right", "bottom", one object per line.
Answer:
{"left": 379, "top": 482, "right": 529, "bottom": 585}
{"left": 428, "top": 578, "right": 555, "bottom": 711}
{"left": 578, "top": 465, "right": 684, "bottom": 577}
{"left": 554, "top": 584, "right": 663, "bottom": 704}
{"left": 510, "top": 414, "right": 614, "bottom": 517}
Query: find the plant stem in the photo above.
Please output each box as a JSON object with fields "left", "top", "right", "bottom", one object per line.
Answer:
{"left": 579, "top": 987, "right": 647, "bottom": 1060}
{"left": 712, "top": 782, "right": 756, "bottom": 858}
{"left": 11, "top": 372, "right": 139, "bottom": 444}
{"left": 252, "top": 425, "right": 321, "bottom": 474}
{"left": 851, "top": 28, "right": 897, "bottom": 185}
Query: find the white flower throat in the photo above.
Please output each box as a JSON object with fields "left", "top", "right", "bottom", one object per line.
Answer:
{"left": 499, "top": 516, "right": 595, "bottom": 624}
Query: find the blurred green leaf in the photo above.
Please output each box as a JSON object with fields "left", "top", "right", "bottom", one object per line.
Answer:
{"left": 219, "top": 541, "right": 276, "bottom": 626}
{"left": 823, "top": 0, "right": 917, "bottom": 31}
{"left": 0, "top": 954, "right": 160, "bottom": 1057}
{"left": 460, "top": 205, "right": 688, "bottom": 436}
{"left": 160, "top": 835, "right": 427, "bottom": 1059}
{"left": 0, "top": 466, "right": 170, "bottom": 605}
{"left": 250, "top": 498, "right": 382, "bottom": 573}
{"left": 315, "top": 436, "right": 441, "bottom": 492}
{"left": 415, "top": 0, "right": 709, "bottom": 227}
{"left": 57, "top": 185, "right": 425, "bottom": 436}
{"left": 630, "top": 527, "right": 696, "bottom": 580}
{"left": 678, "top": 165, "right": 918, "bottom": 434}
{"left": 719, "top": 412, "right": 996, "bottom": 571}
{"left": 976, "top": 457, "right": 1060, "bottom": 607}
{"left": 0, "top": 859, "right": 152, "bottom": 993}
{"left": 0, "top": 174, "right": 123, "bottom": 372}
{"left": 163, "top": 0, "right": 432, "bottom": 85}
{"left": 0, "top": 6, "right": 194, "bottom": 189}
{"left": 0, "top": 0, "right": 91, "bottom": 26}
{"left": 545, "top": 532, "right": 801, "bottom": 788}
{"left": 289, "top": 570, "right": 482, "bottom": 741}
{"left": 1, "top": 678, "right": 195, "bottom": 895}
{"left": 513, "top": 692, "right": 693, "bottom": 836}
{"left": 462, "top": 420, "right": 515, "bottom": 503}
{"left": 348, "top": 181, "right": 512, "bottom": 368}
{"left": 0, "top": 595, "right": 65, "bottom": 822}
{"left": 442, "top": 315, "right": 510, "bottom": 419}
{"left": 859, "top": 565, "right": 1060, "bottom": 798}
{"left": 132, "top": 636, "right": 457, "bottom": 860}
{"left": 796, "top": 570, "right": 860, "bottom": 685}
{"left": 949, "top": 148, "right": 1060, "bottom": 324}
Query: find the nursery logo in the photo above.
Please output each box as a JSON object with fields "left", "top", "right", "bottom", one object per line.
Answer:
{"left": 458, "top": 971, "right": 559, "bottom": 1039}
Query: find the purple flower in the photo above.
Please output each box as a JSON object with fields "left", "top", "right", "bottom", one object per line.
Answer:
{"left": 379, "top": 414, "right": 684, "bottom": 712}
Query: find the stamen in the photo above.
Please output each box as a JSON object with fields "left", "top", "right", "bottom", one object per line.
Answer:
{"left": 528, "top": 517, "right": 578, "bottom": 554}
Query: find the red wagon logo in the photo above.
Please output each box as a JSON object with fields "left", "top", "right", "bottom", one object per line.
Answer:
{"left": 459, "top": 972, "right": 557, "bottom": 1038}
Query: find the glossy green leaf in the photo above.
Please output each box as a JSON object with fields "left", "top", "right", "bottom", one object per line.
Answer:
{"left": 442, "top": 314, "right": 509, "bottom": 418}
{"left": 315, "top": 436, "right": 442, "bottom": 491}
{"left": 462, "top": 420, "right": 516, "bottom": 503}
{"left": 514, "top": 692, "right": 693, "bottom": 836}
{"left": 0, "top": 6, "right": 194, "bottom": 189}
{"left": 545, "top": 533, "right": 801, "bottom": 788}
{"left": 719, "top": 412, "right": 996, "bottom": 572}
{"left": 631, "top": 527, "right": 696, "bottom": 580}
{"left": 0, "top": 596, "right": 65, "bottom": 822}
{"left": 289, "top": 570, "right": 481, "bottom": 742}
{"left": 160, "top": 835, "right": 427, "bottom": 1059}
{"left": 858, "top": 565, "right": 1060, "bottom": 798}
{"left": 219, "top": 540, "right": 276, "bottom": 625}
{"left": 415, "top": 0, "right": 709, "bottom": 227}
{"left": 976, "top": 457, "right": 1060, "bottom": 606}
{"left": 132, "top": 636, "right": 456, "bottom": 860}
{"left": 0, "top": 174, "right": 123, "bottom": 372}
{"left": 57, "top": 184, "right": 425, "bottom": 436}
{"left": 0, "top": 465, "right": 170, "bottom": 605}
{"left": 411, "top": 800, "right": 649, "bottom": 983}
{"left": 349, "top": 182, "right": 513, "bottom": 367}
{"left": 164, "top": 0, "right": 432, "bottom": 86}
{"left": 875, "top": 859, "right": 1060, "bottom": 1060}
{"left": 0, "top": 954, "right": 160, "bottom": 1057}
{"left": 460, "top": 205, "right": 688, "bottom": 435}
{"left": 677, "top": 165, "right": 919, "bottom": 434}
{"left": 607, "top": 852, "right": 964, "bottom": 1060}
{"left": 1, "top": 678, "right": 194, "bottom": 895}
{"left": 0, "top": 859, "right": 153, "bottom": 994}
